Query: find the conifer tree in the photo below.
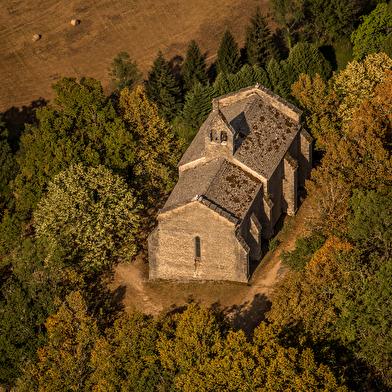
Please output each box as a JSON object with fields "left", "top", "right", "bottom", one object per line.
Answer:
{"left": 182, "top": 40, "right": 209, "bottom": 92}
{"left": 216, "top": 30, "right": 241, "bottom": 75}
{"left": 180, "top": 83, "right": 214, "bottom": 132}
{"left": 108, "top": 51, "right": 142, "bottom": 96}
{"left": 145, "top": 50, "right": 182, "bottom": 122}
{"left": 267, "top": 58, "right": 289, "bottom": 98}
{"left": 212, "top": 71, "right": 232, "bottom": 97}
{"left": 244, "top": 7, "right": 279, "bottom": 68}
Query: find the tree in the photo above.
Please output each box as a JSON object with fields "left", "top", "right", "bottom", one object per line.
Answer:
{"left": 333, "top": 52, "right": 392, "bottom": 121}
{"left": 145, "top": 50, "right": 182, "bottom": 122}
{"left": 88, "top": 310, "right": 167, "bottom": 392}
{"left": 0, "top": 118, "right": 20, "bottom": 256}
{"left": 182, "top": 40, "right": 209, "bottom": 92}
{"left": 0, "top": 237, "right": 67, "bottom": 388}
{"left": 119, "top": 87, "right": 186, "bottom": 197}
{"left": 283, "top": 42, "right": 332, "bottom": 87}
{"left": 0, "top": 118, "right": 18, "bottom": 207}
{"left": 291, "top": 53, "right": 392, "bottom": 148}
{"left": 269, "top": 0, "right": 306, "bottom": 50}
{"left": 267, "top": 237, "right": 352, "bottom": 366}
{"left": 303, "top": 0, "right": 361, "bottom": 45}
{"left": 244, "top": 7, "right": 279, "bottom": 68}
{"left": 216, "top": 30, "right": 241, "bottom": 75}
{"left": 280, "top": 232, "right": 325, "bottom": 271}
{"left": 34, "top": 164, "right": 141, "bottom": 273}
{"left": 108, "top": 51, "right": 142, "bottom": 95}
{"left": 14, "top": 77, "right": 134, "bottom": 216}
{"left": 15, "top": 291, "right": 100, "bottom": 392}
{"left": 213, "top": 64, "right": 271, "bottom": 97}
{"left": 267, "top": 58, "right": 290, "bottom": 98}
{"left": 335, "top": 254, "right": 392, "bottom": 388}
{"left": 348, "top": 187, "right": 392, "bottom": 258}
{"left": 180, "top": 83, "right": 214, "bottom": 133}
{"left": 351, "top": 3, "right": 392, "bottom": 60}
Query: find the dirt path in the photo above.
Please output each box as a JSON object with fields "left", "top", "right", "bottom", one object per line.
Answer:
{"left": 110, "top": 200, "right": 310, "bottom": 334}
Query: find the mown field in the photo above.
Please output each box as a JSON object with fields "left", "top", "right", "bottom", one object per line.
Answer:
{"left": 0, "top": 0, "right": 267, "bottom": 132}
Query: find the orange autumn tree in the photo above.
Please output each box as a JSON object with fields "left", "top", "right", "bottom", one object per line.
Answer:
{"left": 267, "top": 237, "right": 352, "bottom": 362}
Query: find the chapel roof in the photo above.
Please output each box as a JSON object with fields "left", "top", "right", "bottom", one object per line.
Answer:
{"left": 160, "top": 158, "right": 261, "bottom": 222}
{"left": 178, "top": 84, "right": 302, "bottom": 180}
{"left": 162, "top": 85, "right": 303, "bottom": 222}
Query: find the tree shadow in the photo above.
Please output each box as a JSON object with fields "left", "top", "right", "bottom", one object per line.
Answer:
{"left": 1, "top": 98, "right": 49, "bottom": 149}
{"left": 85, "top": 265, "right": 127, "bottom": 327}
{"left": 319, "top": 45, "right": 338, "bottom": 71}
{"left": 132, "top": 190, "right": 170, "bottom": 264}
{"left": 169, "top": 55, "right": 184, "bottom": 83}
{"left": 211, "top": 293, "right": 271, "bottom": 336}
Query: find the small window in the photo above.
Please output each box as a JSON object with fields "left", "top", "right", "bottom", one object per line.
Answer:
{"left": 195, "top": 236, "right": 201, "bottom": 259}
{"left": 221, "top": 131, "right": 228, "bottom": 142}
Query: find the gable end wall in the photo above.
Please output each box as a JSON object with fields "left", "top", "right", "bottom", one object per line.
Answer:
{"left": 149, "top": 203, "right": 249, "bottom": 282}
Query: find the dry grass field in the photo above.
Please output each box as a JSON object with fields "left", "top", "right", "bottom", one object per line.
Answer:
{"left": 0, "top": 0, "right": 269, "bottom": 132}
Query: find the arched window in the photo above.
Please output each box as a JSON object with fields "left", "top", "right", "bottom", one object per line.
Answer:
{"left": 221, "top": 131, "right": 227, "bottom": 142}
{"left": 195, "top": 236, "right": 201, "bottom": 259}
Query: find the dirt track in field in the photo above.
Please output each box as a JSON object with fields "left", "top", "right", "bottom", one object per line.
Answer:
{"left": 0, "top": 0, "right": 269, "bottom": 133}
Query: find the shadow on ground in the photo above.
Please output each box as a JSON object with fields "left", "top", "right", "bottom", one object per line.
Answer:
{"left": 1, "top": 98, "right": 48, "bottom": 146}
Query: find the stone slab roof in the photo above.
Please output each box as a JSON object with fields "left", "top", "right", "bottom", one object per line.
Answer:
{"left": 204, "top": 160, "right": 261, "bottom": 219}
{"left": 178, "top": 85, "right": 302, "bottom": 179}
{"left": 229, "top": 94, "right": 300, "bottom": 178}
{"left": 160, "top": 158, "right": 261, "bottom": 222}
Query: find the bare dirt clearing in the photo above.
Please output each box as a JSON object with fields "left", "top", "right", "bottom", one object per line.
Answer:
{"left": 110, "top": 200, "right": 311, "bottom": 334}
{"left": 0, "top": 0, "right": 267, "bottom": 132}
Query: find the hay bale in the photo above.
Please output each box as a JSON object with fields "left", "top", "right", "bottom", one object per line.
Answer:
{"left": 71, "top": 19, "right": 80, "bottom": 26}
{"left": 32, "top": 34, "right": 41, "bottom": 41}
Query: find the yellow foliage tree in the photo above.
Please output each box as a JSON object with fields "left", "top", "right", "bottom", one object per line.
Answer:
{"left": 119, "top": 87, "right": 186, "bottom": 199}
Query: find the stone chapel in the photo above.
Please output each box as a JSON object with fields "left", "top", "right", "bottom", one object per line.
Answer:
{"left": 148, "top": 84, "right": 312, "bottom": 282}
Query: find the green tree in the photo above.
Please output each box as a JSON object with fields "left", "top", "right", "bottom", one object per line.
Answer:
{"left": 266, "top": 57, "right": 289, "bottom": 97}
{"left": 268, "top": 42, "right": 333, "bottom": 100}
{"left": 34, "top": 164, "right": 141, "bottom": 273}
{"left": 280, "top": 232, "right": 326, "bottom": 271}
{"left": 348, "top": 187, "right": 392, "bottom": 258}
{"left": 335, "top": 253, "right": 392, "bottom": 388}
{"left": 284, "top": 42, "right": 332, "bottom": 87}
{"left": 244, "top": 7, "right": 279, "bottom": 68}
{"left": 180, "top": 83, "right": 214, "bottom": 134}
{"left": 145, "top": 50, "right": 182, "bottom": 122}
{"left": 351, "top": 3, "right": 392, "bottom": 60}
{"left": 108, "top": 51, "right": 142, "bottom": 95}
{"left": 216, "top": 30, "right": 241, "bottom": 75}
{"left": 213, "top": 64, "right": 271, "bottom": 97}
{"left": 182, "top": 40, "right": 209, "bottom": 92}
{"left": 119, "top": 87, "right": 186, "bottom": 197}
{"left": 0, "top": 118, "right": 18, "bottom": 207}
{"left": 269, "top": 0, "right": 306, "bottom": 50}
{"left": 14, "top": 77, "right": 134, "bottom": 217}
{"left": 304, "top": 0, "right": 361, "bottom": 45}
{"left": 0, "top": 237, "right": 67, "bottom": 388}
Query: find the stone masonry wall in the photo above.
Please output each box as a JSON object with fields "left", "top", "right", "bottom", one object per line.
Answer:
{"left": 282, "top": 153, "right": 298, "bottom": 216}
{"left": 149, "top": 202, "right": 249, "bottom": 282}
{"left": 266, "top": 161, "right": 283, "bottom": 227}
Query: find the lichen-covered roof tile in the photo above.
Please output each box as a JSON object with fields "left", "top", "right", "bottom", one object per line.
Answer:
{"left": 222, "top": 94, "right": 299, "bottom": 179}
{"left": 204, "top": 160, "right": 261, "bottom": 219}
